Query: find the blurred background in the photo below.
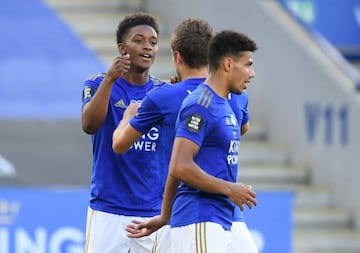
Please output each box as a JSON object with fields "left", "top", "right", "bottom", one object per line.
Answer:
{"left": 0, "top": 0, "right": 359, "bottom": 252}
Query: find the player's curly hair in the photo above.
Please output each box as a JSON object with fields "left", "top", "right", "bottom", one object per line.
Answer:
{"left": 171, "top": 18, "right": 213, "bottom": 69}
{"left": 116, "top": 12, "right": 160, "bottom": 44}
{"left": 208, "top": 30, "right": 258, "bottom": 71}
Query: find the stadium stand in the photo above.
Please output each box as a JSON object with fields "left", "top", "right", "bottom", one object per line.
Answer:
{"left": 0, "top": 0, "right": 105, "bottom": 118}
{"left": 277, "top": 0, "right": 360, "bottom": 90}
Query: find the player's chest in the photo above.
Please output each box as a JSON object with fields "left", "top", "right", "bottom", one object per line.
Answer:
{"left": 206, "top": 114, "right": 240, "bottom": 149}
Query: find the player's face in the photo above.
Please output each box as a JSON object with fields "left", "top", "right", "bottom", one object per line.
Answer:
{"left": 229, "top": 51, "right": 255, "bottom": 94}
{"left": 120, "top": 25, "right": 158, "bottom": 71}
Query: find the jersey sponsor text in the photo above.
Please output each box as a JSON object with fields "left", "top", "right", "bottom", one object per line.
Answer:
{"left": 130, "top": 127, "right": 159, "bottom": 152}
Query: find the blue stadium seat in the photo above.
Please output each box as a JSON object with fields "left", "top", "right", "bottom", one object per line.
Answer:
{"left": 0, "top": 0, "right": 106, "bottom": 118}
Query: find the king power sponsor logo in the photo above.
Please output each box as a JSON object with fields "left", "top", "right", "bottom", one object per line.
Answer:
{"left": 131, "top": 126, "right": 160, "bottom": 152}
{"left": 227, "top": 140, "right": 240, "bottom": 165}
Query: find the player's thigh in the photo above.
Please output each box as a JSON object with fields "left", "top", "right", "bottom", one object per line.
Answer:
{"left": 84, "top": 208, "right": 155, "bottom": 253}
{"left": 84, "top": 208, "right": 130, "bottom": 253}
{"left": 170, "top": 222, "right": 232, "bottom": 253}
{"left": 152, "top": 225, "right": 171, "bottom": 253}
{"left": 231, "top": 221, "right": 258, "bottom": 253}
{"left": 128, "top": 216, "right": 156, "bottom": 253}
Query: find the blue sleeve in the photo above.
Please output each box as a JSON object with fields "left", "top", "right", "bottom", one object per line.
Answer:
{"left": 228, "top": 92, "right": 250, "bottom": 126}
{"left": 175, "top": 103, "right": 214, "bottom": 147}
{"left": 241, "top": 97, "right": 250, "bottom": 125}
{"left": 130, "top": 92, "right": 164, "bottom": 134}
{"left": 82, "top": 73, "right": 103, "bottom": 105}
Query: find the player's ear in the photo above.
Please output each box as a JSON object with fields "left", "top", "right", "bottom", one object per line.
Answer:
{"left": 118, "top": 43, "right": 127, "bottom": 55}
{"left": 222, "top": 57, "right": 233, "bottom": 72}
{"left": 173, "top": 51, "right": 183, "bottom": 65}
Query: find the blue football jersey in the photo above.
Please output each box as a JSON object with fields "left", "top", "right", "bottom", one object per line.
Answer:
{"left": 171, "top": 83, "right": 241, "bottom": 231}
{"left": 130, "top": 78, "right": 206, "bottom": 188}
{"left": 228, "top": 91, "right": 250, "bottom": 222}
{"left": 82, "top": 74, "right": 166, "bottom": 216}
{"left": 228, "top": 91, "right": 249, "bottom": 127}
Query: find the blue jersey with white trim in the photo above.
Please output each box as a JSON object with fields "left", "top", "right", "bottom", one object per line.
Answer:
{"left": 171, "top": 83, "right": 241, "bottom": 231}
{"left": 228, "top": 91, "right": 249, "bottom": 127}
{"left": 82, "top": 74, "right": 166, "bottom": 217}
{"left": 129, "top": 78, "right": 205, "bottom": 188}
{"left": 228, "top": 91, "right": 250, "bottom": 222}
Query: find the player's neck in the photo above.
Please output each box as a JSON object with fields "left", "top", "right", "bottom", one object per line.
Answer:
{"left": 205, "top": 72, "right": 229, "bottom": 99}
{"left": 122, "top": 69, "right": 150, "bottom": 86}
{"left": 180, "top": 66, "right": 208, "bottom": 81}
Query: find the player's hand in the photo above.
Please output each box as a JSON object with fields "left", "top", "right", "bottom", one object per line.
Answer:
{"left": 170, "top": 75, "right": 180, "bottom": 84}
{"left": 228, "top": 182, "right": 257, "bottom": 211}
{"left": 123, "top": 102, "right": 140, "bottom": 120}
{"left": 126, "top": 215, "right": 167, "bottom": 238}
{"left": 107, "top": 54, "right": 131, "bottom": 81}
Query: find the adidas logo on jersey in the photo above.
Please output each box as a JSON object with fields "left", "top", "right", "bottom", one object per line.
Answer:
{"left": 114, "top": 99, "right": 126, "bottom": 108}
{"left": 225, "top": 115, "right": 237, "bottom": 126}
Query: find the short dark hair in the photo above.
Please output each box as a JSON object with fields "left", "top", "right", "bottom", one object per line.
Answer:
{"left": 116, "top": 12, "right": 160, "bottom": 44}
{"left": 171, "top": 18, "right": 213, "bottom": 68}
{"left": 208, "top": 30, "right": 258, "bottom": 71}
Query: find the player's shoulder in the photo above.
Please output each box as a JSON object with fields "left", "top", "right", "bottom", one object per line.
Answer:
{"left": 147, "top": 76, "right": 172, "bottom": 96}
{"left": 83, "top": 73, "right": 105, "bottom": 92}
{"left": 183, "top": 85, "right": 230, "bottom": 121}
{"left": 192, "top": 84, "right": 216, "bottom": 109}
{"left": 82, "top": 74, "right": 105, "bottom": 101}
{"left": 85, "top": 73, "right": 106, "bottom": 82}
{"left": 149, "top": 75, "right": 168, "bottom": 86}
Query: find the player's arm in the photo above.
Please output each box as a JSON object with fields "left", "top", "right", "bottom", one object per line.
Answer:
{"left": 113, "top": 89, "right": 163, "bottom": 153}
{"left": 125, "top": 128, "right": 255, "bottom": 238}
{"left": 126, "top": 173, "right": 180, "bottom": 238}
{"left": 81, "top": 55, "right": 130, "bottom": 134}
{"left": 81, "top": 76, "right": 116, "bottom": 134}
{"left": 112, "top": 103, "right": 143, "bottom": 153}
{"left": 241, "top": 121, "right": 250, "bottom": 136}
{"left": 170, "top": 137, "right": 257, "bottom": 210}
